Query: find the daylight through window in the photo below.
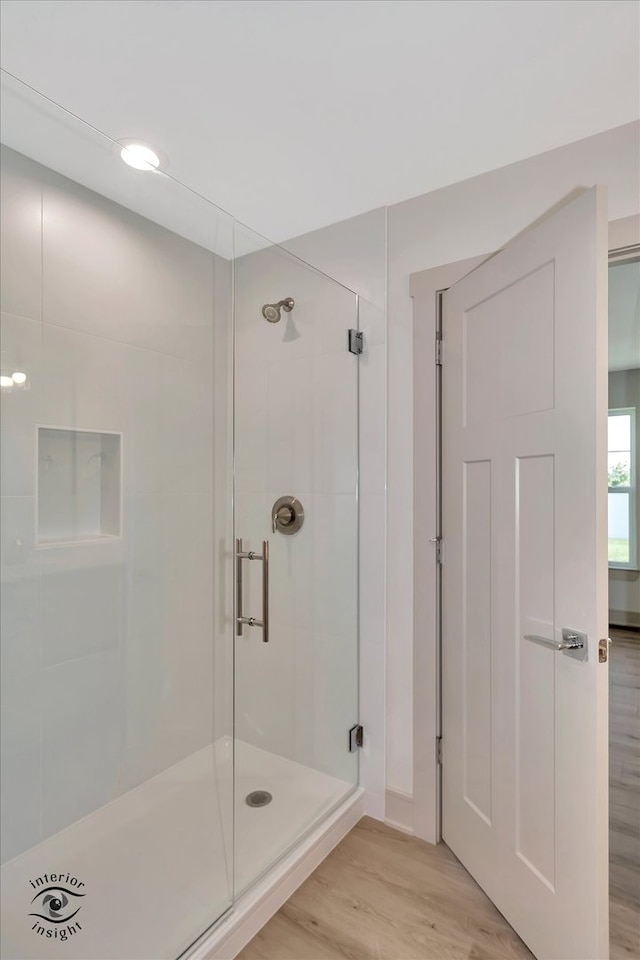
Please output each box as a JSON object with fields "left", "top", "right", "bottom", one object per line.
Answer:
{"left": 608, "top": 408, "right": 637, "bottom": 568}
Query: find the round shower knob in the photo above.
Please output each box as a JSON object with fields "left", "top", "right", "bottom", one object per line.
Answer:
{"left": 271, "top": 496, "right": 304, "bottom": 535}
{"left": 275, "top": 505, "right": 294, "bottom": 527}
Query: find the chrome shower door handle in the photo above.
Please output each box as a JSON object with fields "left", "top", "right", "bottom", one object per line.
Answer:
{"left": 236, "top": 538, "right": 243, "bottom": 638}
{"left": 236, "top": 538, "right": 269, "bottom": 643}
{"left": 524, "top": 627, "right": 587, "bottom": 661}
{"left": 261, "top": 540, "right": 269, "bottom": 644}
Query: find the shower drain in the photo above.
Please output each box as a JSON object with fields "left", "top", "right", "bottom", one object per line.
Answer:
{"left": 245, "top": 790, "right": 273, "bottom": 808}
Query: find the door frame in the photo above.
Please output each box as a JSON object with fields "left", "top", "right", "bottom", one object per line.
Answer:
{"left": 409, "top": 213, "right": 640, "bottom": 845}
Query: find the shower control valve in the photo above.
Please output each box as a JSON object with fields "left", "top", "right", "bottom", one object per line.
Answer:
{"left": 271, "top": 496, "right": 304, "bottom": 535}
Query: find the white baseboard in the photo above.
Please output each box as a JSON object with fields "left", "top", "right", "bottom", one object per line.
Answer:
{"left": 186, "top": 789, "right": 365, "bottom": 960}
{"left": 385, "top": 788, "right": 414, "bottom": 835}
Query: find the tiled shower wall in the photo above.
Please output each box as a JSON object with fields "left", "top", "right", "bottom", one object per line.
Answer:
{"left": 0, "top": 147, "right": 231, "bottom": 861}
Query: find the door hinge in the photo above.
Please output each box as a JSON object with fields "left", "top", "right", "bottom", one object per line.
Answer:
{"left": 429, "top": 536, "right": 443, "bottom": 564}
{"left": 349, "top": 724, "right": 364, "bottom": 752}
{"left": 435, "top": 334, "right": 443, "bottom": 366}
{"left": 436, "top": 737, "right": 443, "bottom": 765}
{"left": 348, "top": 329, "right": 363, "bottom": 355}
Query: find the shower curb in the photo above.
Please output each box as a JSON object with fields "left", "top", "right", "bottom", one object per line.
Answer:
{"left": 183, "top": 788, "right": 365, "bottom": 960}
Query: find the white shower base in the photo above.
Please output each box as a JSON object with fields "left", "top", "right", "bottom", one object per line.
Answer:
{"left": 0, "top": 740, "right": 353, "bottom": 960}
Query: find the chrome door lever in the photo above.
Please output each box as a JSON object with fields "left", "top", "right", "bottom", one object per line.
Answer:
{"left": 524, "top": 627, "right": 587, "bottom": 661}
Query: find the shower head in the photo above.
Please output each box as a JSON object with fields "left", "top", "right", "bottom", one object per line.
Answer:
{"left": 261, "top": 297, "right": 294, "bottom": 323}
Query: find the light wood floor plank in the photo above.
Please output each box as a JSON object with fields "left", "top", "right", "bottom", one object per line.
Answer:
{"left": 610, "top": 629, "right": 640, "bottom": 958}
{"left": 237, "top": 818, "right": 534, "bottom": 960}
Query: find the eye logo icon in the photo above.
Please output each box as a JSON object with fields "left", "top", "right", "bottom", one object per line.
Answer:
{"left": 29, "top": 886, "right": 84, "bottom": 923}
{"left": 30, "top": 888, "right": 80, "bottom": 922}
{"left": 43, "top": 893, "right": 66, "bottom": 918}
{"left": 28, "top": 874, "right": 86, "bottom": 941}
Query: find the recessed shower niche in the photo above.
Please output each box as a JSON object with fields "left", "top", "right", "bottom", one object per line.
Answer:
{"left": 37, "top": 426, "right": 122, "bottom": 544}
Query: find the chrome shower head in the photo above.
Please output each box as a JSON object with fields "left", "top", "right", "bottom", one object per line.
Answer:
{"left": 262, "top": 297, "right": 294, "bottom": 323}
{"left": 262, "top": 303, "right": 281, "bottom": 323}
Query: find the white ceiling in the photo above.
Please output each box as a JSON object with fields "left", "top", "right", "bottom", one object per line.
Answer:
{"left": 1, "top": 0, "right": 639, "bottom": 242}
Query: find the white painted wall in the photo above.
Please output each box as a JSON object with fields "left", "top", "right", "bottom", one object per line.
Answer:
{"left": 386, "top": 121, "right": 640, "bottom": 796}
{"left": 282, "top": 121, "right": 640, "bottom": 804}
{"left": 609, "top": 368, "right": 640, "bottom": 627}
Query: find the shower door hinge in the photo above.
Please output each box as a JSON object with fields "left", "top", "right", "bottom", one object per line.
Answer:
{"left": 436, "top": 736, "right": 443, "bottom": 765}
{"left": 349, "top": 724, "right": 364, "bottom": 752}
{"left": 435, "top": 334, "right": 443, "bottom": 366}
{"left": 348, "top": 329, "right": 364, "bottom": 355}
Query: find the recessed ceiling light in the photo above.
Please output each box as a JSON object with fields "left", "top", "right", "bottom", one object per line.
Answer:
{"left": 0, "top": 375, "right": 13, "bottom": 388}
{"left": 120, "top": 142, "right": 161, "bottom": 172}
{"left": 11, "top": 371, "right": 27, "bottom": 384}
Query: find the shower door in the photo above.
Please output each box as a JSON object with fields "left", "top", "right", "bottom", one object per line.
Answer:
{"left": 0, "top": 75, "right": 236, "bottom": 960}
{"left": 233, "top": 227, "right": 360, "bottom": 893}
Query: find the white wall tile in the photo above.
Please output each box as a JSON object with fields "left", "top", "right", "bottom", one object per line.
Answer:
{"left": 312, "top": 353, "right": 358, "bottom": 495}
{"left": 123, "top": 347, "right": 167, "bottom": 497}
{"left": 359, "top": 342, "right": 386, "bottom": 497}
{"left": 162, "top": 349, "right": 214, "bottom": 497}
{"left": 41, "top": 550, "right": 124, "bottom": 667}
{"left": 313, "top": 631, "right": 359, "bottom": 783}
{"left": 266, "top": 355, "right": 313, "bottom": 495}
{"left": 234, "top": 355, "right": 268, "bottom": 496}
{"left": 293, "top": 625, "right": 315, "bottom": 766}
{"left": 312, "top": 493, "right": 358, "bottom": 638}
{"left": 0, "top": 148, "right": 42, "bottom": 322}
{"left": 0, "top": 314, "right": 42, "bottom": 497}
{"left": 42, "top": 176, "right": 214, "bottom": 360}
{"left": 0, "top": 496, "right": 40, "bottom": 680}
{"left": 124, "top": 494, "right": 165, "bottom": 642}
{"left": 0, "top": 496, "right": 42, "bottom": 862}
{"left": 0, "top": 667, "right": 41, "bottom": 863}
{"left": 41, "top": 323, "right": 128, "bottom": 433}
{"left": 235, "top": 621, "right": 295, "bottom": 759}
{"left": 41, "top": 649, "right": 124, "bottom": 837}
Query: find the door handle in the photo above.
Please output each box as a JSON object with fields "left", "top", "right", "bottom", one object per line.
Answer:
{"left": 236, "top": 538, "right": 269, "bottom": 643}
{"left": 524, "top": 627, "right": 587, "bottom": 661}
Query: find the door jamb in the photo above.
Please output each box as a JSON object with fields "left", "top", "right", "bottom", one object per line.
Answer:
{"left": 410, "top": 254, "right": 486, "bottom": 843}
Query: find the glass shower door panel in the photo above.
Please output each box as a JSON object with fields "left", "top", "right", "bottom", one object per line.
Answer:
{"left": 233, "top": 227, "right": 359, "bottom": 894}
{"left": 0, "top": 76, "right": 234, "bottom": 960}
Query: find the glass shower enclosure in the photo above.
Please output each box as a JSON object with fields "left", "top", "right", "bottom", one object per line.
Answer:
{"left": 0, "top": 72, "right": 359, "bottom": 960}
{"left": 233, "top": 226, "right": 359, "bottom": 894}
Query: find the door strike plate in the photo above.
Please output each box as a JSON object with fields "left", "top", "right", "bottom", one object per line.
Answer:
{"left": 598, "top": 638, "right": 611, "bottom": 663}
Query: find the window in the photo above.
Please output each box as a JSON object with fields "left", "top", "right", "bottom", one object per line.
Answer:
{"left": 608, "top": 408, "right": 637, "bottom": 568}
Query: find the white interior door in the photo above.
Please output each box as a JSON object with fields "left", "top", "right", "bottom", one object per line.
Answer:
{"left": 442, "top": 188, "right": 609, "bottom": 960}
